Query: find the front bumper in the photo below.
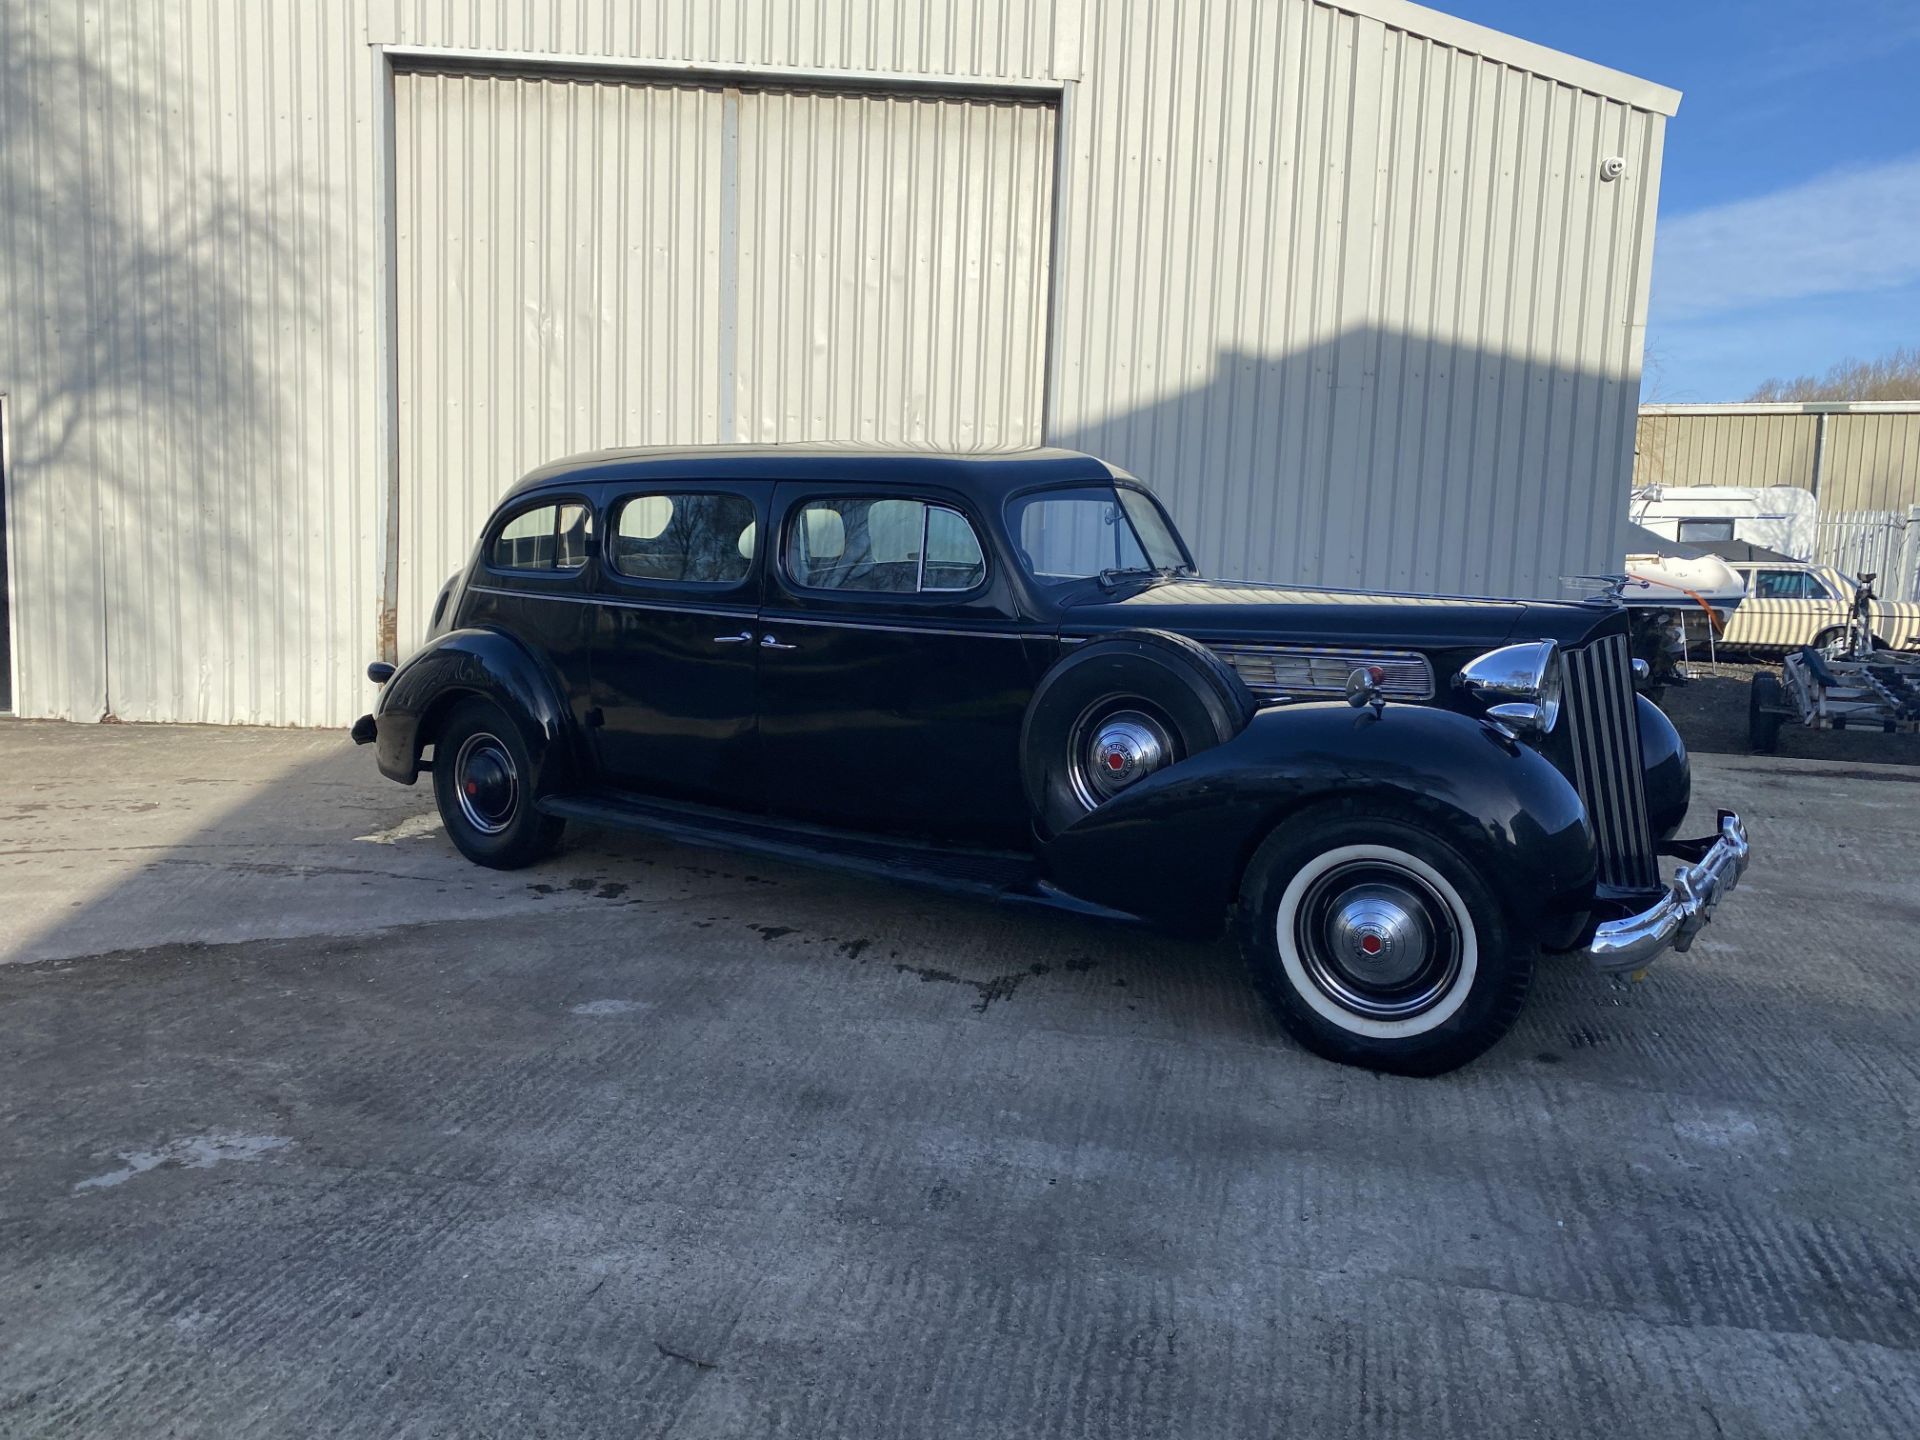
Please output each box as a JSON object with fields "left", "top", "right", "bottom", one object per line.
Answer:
{"left": 1579, "top": 812, "right": 1750, "bottom": 974}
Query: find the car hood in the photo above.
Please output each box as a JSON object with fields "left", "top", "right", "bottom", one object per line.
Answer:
{"left": 1056, "top": 577, "right": 1625, "bottom": 654}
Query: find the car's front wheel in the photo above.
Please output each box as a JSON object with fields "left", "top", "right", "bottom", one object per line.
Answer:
{"left": 1236, "top": 804, "right": 1531, "bottom": 1076}
{"left": 430, "top": 696, "right": 565, "bottom": 869}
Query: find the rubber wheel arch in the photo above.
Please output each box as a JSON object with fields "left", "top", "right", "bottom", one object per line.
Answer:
{"left": 429, "top": 695, "right": 566, "bottom": 869}
{"left": 1020, "top": 628, "right": 1256, "bottom": 838}
{"left": 1233, "top": 800, "right": 1532, "bottom": 1076}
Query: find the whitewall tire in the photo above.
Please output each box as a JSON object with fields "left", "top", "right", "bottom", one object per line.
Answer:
{"left": 1237, "top": 804, "right": 1533, "bottom": 1075}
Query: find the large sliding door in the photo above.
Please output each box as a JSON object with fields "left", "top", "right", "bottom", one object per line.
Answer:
{"left": 733, "top": 89, "right": 1055, "bottom": 449}
{"left": 393, "top": 70, "right": 1054, "bottom": 656}
{"left": 394, "top": 72, "right": 726, "bottom": 647}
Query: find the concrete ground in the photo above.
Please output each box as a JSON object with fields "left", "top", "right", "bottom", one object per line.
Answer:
{"left": 0, "top": 721, "right": 1915, "bottom": 1439}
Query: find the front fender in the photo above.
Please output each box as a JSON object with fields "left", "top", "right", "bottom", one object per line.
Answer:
{"left": 372, "top": 627, "right": 579, "bottom": 789}
{"left": 1037, "top": 702, "right": 1598, "bottom": 942}
{"left": 1637, "top": 693, "right": 1691, "bottom": 841}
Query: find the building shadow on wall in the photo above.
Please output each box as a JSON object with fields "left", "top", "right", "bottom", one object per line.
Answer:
{"left": 1054, "top": 337, "right": 1639, "bottom": 603}
{"left": 0, "top": 6, "right": 325, "bottom": 719}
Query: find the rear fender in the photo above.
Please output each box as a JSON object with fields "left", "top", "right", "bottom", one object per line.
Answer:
{"left": 372, "top": 627, "right": 579, "bottom": 790}
{"left": 1037, "top": 701, "right": 1597, "bottom": 942}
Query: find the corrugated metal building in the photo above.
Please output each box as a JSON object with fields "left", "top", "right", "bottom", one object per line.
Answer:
{"left": 1635, "top": 402, "right": 1920, "bottom": 592}
{"left": 1636, "top": 402, "right": 1920, "bottom": 513}
{"left": 1, "top": 0, "right": 1678, "bottom": 726}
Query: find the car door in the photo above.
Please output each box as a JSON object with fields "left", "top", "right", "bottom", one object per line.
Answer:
{"left": 590, "top": 483, "right": 771, "bottom": 810}
{"left": 1737, "top": 567, "right": 1841, "bottom": 650}
{"left": 755, "top": 483, "right": 1047, "bottom": 848}
{"left": 459, "top": 490, "right": 601, "bottom": 719}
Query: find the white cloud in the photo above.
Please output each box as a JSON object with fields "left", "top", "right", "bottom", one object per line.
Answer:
{"left": 1653, "top": 154, "right": 1920, "bottom": 319}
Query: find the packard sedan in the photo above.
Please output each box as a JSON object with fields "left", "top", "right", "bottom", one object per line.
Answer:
{"left": 355, "top": 447, "right": 1750, "bottom": 1075}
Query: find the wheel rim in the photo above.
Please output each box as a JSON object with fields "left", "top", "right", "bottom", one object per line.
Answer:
{"left": 453, "top": 731, "right": 519, "bottom": 835}
{"left": 1066, "top": 701, "right": 1176, "bottom": 810}
{"left": 1285, "top": 854, "right": 1468, "bottom": 1027}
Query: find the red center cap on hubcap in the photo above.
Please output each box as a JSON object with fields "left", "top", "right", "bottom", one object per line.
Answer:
{"left": 465, "top": 780, "right": 478, "bottom": 795}
{"left": 1360, "top": 934, "right": 1383, "bottom": 955}
{"left": 1106, "top": 751, "right": 1127, "bottom": 771}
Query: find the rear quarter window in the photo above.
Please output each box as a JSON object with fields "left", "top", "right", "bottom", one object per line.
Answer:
{"left": 490, "top": 502, "right": 593, "bottom": 572}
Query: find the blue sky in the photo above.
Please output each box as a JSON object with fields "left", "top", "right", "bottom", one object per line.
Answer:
{"left": 1431, "top": 0, "right": 1920, "bottom": 401}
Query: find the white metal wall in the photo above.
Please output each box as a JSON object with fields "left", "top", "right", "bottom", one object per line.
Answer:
{"left": 0, "top": 0, "right": 379, "bottom": 724}
{"left": 0, "top": 0, "right": 1676, "bottom": 726}
{"left": 1052, "top": 0, "right": 1670, "bottom": 601}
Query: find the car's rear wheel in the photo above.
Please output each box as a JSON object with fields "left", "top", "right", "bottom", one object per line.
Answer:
{"left": 430, "top": 696, "right": 565, "bottom": 868}
{"left": 1020, "top": 630, "right": 1255, "bottom": 837}
{"left": 1236, "top": 804, "right": 1531, "bottom": 1076}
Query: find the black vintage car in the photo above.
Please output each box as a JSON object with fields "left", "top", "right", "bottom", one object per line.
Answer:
{"left": 355, "top": 446, "right": 1749, "bottom": 1074}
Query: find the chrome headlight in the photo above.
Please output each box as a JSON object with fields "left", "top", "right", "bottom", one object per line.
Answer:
{"left": 1454, "top": 641, "right": 1562, "bottom": 736}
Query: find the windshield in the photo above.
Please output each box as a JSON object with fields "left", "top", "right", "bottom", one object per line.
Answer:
{"left": 1006, "top": 484, "right": 1191, "bottom": 584}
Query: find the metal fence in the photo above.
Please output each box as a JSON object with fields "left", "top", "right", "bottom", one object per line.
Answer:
{"left": 1814, "top": 508, "right": 1920, "bottom": 601}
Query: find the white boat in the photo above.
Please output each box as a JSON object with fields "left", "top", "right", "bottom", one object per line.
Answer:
{"left": 1621, "top": 525, "right": 1747, "bottom": 664}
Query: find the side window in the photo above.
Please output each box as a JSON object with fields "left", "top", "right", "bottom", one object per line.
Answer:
{"left": 785, "top": 497, "right": 986, "bottom": 595}
{"left": 1754, "top": 569, "right": 1819, "bottom": 600}
{"left": 1016, "top": 494, "right": 1150, "bottom": 578}
{"left": 491, "top": 502, "right": 593, "bottom": 572}
{"left": 1676, "top": 518, "right": 1735, "bottom": 543}
{"left": 924, "top": 506, "right": 987, "bottom": 592}
{"left": 610, "top": 492, "right": 757, "bottom": 585}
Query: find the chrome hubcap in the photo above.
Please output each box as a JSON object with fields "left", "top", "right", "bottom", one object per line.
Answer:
{"left": 1324, "top": 884, "right": 1433, "bottom": 989}
{"left": 1296, "top": 863, "right": 1461, "bottom": 1019}
{"left": 453, "top": 732, "right": 518, "bottom": 836}
{"left": 1069, "top": 706, "right": 1174, "bottom": 809}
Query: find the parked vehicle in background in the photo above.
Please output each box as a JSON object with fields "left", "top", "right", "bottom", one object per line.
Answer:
{"left": 1631, "top": 485, "right": 1818, "bottom": 560}
{"left": 1750, "top": 575, "right": 1920, "bottom": 751}
{"left": 1713, "top": 558, "right": 1920, "bottom": 657}
{"left": 355, "top": 446, "right": 1750, "bottom": 1077}
{"left": 1623, "top": 524, "right": 1748, "bottom": 696}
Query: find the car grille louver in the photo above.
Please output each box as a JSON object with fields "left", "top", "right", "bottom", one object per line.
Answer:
{"left": 1212, "top": 645, "right": 1436, "bottom": 703}
{"left": 1562, "top": 633, "right": 1660, "bottom": 891}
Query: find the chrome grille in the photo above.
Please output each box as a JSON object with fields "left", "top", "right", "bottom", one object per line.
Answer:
{"left": 1213, "top": 645, "right": 1436, "bottom": 703}
{"left": 1562, "top": 633, "right": 1659, "bottom": 890}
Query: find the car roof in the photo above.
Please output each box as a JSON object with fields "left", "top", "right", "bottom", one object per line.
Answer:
{"left": 502, "top": 444, "right": 1126, "bottom": 505}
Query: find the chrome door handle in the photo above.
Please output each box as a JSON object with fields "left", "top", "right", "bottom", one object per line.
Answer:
{"left": 713, "top": 631, "right": 753, "bottom": 644}
{"left": 760, "top": 635, "right": 797, "bottom": 650}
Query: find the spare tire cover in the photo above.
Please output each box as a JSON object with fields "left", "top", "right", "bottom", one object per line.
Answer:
{"left": 1020, "top": 629, "right": 1256, "bottom": 838}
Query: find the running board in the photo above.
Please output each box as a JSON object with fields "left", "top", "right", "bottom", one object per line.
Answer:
{"left": 536, "top": 790, "right": 1045, "bottom": 900}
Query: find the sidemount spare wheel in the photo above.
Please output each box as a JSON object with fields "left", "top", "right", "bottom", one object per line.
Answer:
{"left": 1021, "top": 629, "right": 1256, "bottom": 837}
{"left": 430, "top": 695, "right": 566, "bottom": 869}
{"left": 1235, "top": 801, "right": 1531, "bottom": 1077}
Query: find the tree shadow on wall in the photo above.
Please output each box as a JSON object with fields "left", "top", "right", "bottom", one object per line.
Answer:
{"left": 1054, "top": 338, "right": 1639, "bottom": 603}
{"left": 0, "top": 5, "right": 326, "bottom": 719}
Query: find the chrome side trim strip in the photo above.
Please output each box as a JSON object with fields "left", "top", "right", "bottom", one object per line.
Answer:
{"left": 760, "top": 615, "right": 1034, "bottom": 641}
{"left": 467, "top": 585, "right": 757, "bottom": 620}
{"left": 468, "top": 585, "right": 1038, "bottom": 639}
